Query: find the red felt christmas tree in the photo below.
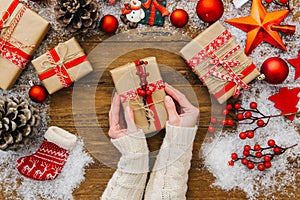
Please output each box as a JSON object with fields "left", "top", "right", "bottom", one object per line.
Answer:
{"left": 268, "top": 87, "right": 300, "bottom": 120}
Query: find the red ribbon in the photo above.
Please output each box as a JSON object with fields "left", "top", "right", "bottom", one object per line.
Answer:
{"left": 38, "top": 48, "right": 88, "bottom": 88}
{"left": 188, "top": 29, "right": 250, "bottom": 97}
{"left": 0, "top": 0, "right": 32, "bottom": 69}
{"left": 119, "top": 79, "right": 165, "bottom": 103}
{"left": 135, "top": 60, "right": 163, "bottom": 130}
{"left": 142, "top": 0, "right": 170, "bottom": 26}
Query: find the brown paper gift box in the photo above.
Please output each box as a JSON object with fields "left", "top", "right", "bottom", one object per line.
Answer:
{"left": 32, "top": 37, "right": 93, "bottom": 94}
{"left": 180, "top": 21, "right": 260, "bottom": 104}
{"left": 110, "top": 57, "right": 167, "bottom": 134}
{"left": 0, "top": 0, "right": 50, "bottom": 90}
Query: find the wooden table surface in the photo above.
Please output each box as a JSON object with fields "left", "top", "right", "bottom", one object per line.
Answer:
{"left": 47, "top": 28, "right": 300, "bottom": 200}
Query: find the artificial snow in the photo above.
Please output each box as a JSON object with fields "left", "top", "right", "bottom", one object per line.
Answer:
{"left": 0, "top": 139, "right": 93, "bottom": 199}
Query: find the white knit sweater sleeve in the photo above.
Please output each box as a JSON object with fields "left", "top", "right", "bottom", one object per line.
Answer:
{"left": 101, "top": 130, "right": 149, "bottom": 200}
{"left": 144, "top": 122, "right": 198, "bottom": 200}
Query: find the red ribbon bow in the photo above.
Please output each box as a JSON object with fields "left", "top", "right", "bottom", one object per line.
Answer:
{"left": 188, "top": 29, "right": 250, "bottom": 97}
{"left": 38, "top": 44, "right": 88, "bottom": 88}
{"left": 0, "top": 0, "right": 32, "bottom": 69}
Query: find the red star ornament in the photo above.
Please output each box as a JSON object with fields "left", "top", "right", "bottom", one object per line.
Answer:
{"left": 225, "top": 0, "right": 291, "bottom": 55}
{"left": 287, "top": 51, "right": 300, "bottom": 80}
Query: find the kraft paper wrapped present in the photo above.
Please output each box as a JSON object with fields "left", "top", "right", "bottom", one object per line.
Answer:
{"left": 0, "top": 0, "right": 50, "bottom": 90}
{"left": 180, "top": 21, "right": 260, "bottom": 104}
{"left": 110, "top": 57, "right": 167, "bottom": 134}
{"left": 32, "top": 37, "right": 93, "bottom": 94}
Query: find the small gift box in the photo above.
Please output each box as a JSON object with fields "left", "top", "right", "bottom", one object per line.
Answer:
{"left": 180, "top": 21, "right": 260, "bottom": 104}
{"left": 0, "top": 0, "right": 50, "bottom": 90}
{"left": 32, "top": 37, "right": 93, "bottom": 94}
{"left": 140, "top": 0, "right": 170, "bottom": 26}
{"left": 110, "top": 57, "right": 167, "bottom": 134}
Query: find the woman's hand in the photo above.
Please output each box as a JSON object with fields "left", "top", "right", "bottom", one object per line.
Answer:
{"left": 108, "top": 93, "right": 138, "bottom": 139}
{"left": 164, "top": 83, "right": 199, "bottom": 127}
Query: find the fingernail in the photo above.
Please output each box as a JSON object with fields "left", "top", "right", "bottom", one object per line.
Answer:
{"left": 165, "top": 96, "right": 171, "bottom": 102}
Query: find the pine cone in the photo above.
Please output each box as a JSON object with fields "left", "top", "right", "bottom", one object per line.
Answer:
{"left": 55, "top": 0, "right": 100, "bottom": 33}
{"left": 0, "top": 97, "right": 41, "bottom": 151}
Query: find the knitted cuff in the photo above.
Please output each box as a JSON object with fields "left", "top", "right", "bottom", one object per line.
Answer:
{"left": 44, "top": 126, "right": 77, "bottom": 150}
{"left": 162, "top": 122, "right": 198, "bottom": 149}
{"left": 151, "top": 122, "right": 197, "bottom": 172}
{"left": 111, "top": 130, "right": 149, "bottom": 154}
{"left": 111, "top": 130, "right": 149, "bottom": 174}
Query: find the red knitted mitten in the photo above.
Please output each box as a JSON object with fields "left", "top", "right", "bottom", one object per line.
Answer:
{"left": 16, "top": 126, "right": 77, "bottom": 181}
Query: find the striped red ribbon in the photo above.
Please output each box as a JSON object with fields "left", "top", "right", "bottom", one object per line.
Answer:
{"left": 38, "top": 48, "right": 88, "bottom": 88}
{"left": 188, "top": 29, "right": 250, "bottom": 97}
{"left": 0, "top": 0, "right": 32, "bottom": 69}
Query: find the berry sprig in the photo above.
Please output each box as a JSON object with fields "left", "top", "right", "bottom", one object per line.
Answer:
{"left": 264, "top": 0, "right": 293, "bottom": 12}
{"left": 219, "top": 102, "right": 299, "bottom": 139}
{"left": 228, "top": 139, "right": 298, "bottom": 171}
{"left": 136, "top": 60, "right": 152, "bottom": 98}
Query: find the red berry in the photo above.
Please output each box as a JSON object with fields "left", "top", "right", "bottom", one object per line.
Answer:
{"left": 244, "top": 145, "right": 251, "bottom": 151}
{"left": 237, "top": 113, "right": 244, "bottom": 120}
{"left": 228, "top": 160, "right": 235, "bottom": 166}
{"left": 226, "top": 119, "right": 234, "bottom": 126}
{"left": 273, "top": 147, "right": 282, "bottom": 155}
{"left": 241, "top": 158, "right": 248, "bottom": 165}
{"left": 257, "top": 164, "right": 265, "bottom": 171}
{"left": 264, "top": 156, "right": 271, "bottom": 162}
{"left": 268, "top": 139, "right": 276, "bottom": 147}
{"left": 246, "top": 130, "right": 255, "bottom": 139}
{"left": 222, "top": 119, "right": 227, "bottom": 125}
{"left": 265, "top": 0, "right": 273, "bottom": 3}
{"left": 250, "top": 102, "right": 257, "bottom": 109}
{"left": 208, "top": 126, "right": 215, "bottom": 133}
{"left": 264, "top": 161, "right": 272, "bottom": 168}
{"left": 211, "top": 117, "right": 217, "bottom": 123}
{"left": 257, "top": 119, "right": 265, "bottom": 127}
{"left": 244, "top": 111, "right": 252, "bottom": 119}
{"left": 222, "top": 109, "right": 229, "bottom": 115}
{"left": 234, "top": 103, "right": 241, "bottom": 109}
{"left": 255, "top": 152, "right": 263, "bottom": 158}
{"left": 243, "top": 151, "right": 250, "bottom": 156}
{"left": 247, "top": 162, "right": 255, "bottom": 169}
{"left": 254, "top": 144, "right": 261, "bottom": 151}
{"left": 231, "top": 153, "right": 238, "bottom": 160}
{"left": 137, "top": 88, "right": 146, "bottom": 96}
{"left": 239, "top": 132, "right": 247, "bottom": 139}
{"left": 279, "top": 0, "right": 288, "bottom": 4}
{"left": 146, "top": 89, "right": 152, "bottom": 96}
{"left": 227, "top": 104, "right": 233, "bottom": 110}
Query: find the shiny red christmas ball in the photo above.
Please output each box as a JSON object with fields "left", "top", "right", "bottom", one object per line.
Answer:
{"left": 170, "top": 9, "right": 189, "bottom": 28}
{"left": 100, "top": 15, "right": 119, "bottom": 34}
{"left": 196, "top": 0, "right": 224, "bottom": 23}
{"left": 260, "top": 57, "right": 289, "bottom": 84}
{"left": 29, "top": 85, "right": 48, "bottom": 103}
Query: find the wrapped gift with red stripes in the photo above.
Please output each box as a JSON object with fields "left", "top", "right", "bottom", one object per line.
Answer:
{"left": 32, "top": 37, "right": 93, "bottom": 94}
{"left": 0, "top": 0, "right": 50, "bottom": 90}
{"left": 180, "top": 21, "right": 260, "bottom": 104}
{"left": 110, "top": 57, "right": 167, "bottom": 134}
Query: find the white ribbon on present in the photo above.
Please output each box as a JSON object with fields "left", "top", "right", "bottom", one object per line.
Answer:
{"left": 233, "top": 0, "right": 250, "bottom": 8}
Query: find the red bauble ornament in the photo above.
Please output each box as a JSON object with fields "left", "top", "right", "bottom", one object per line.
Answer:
{"left": 170, "top": 9, "right": 189, "bottom": 28}
{"left": 100, "top": 15, "right": 118, "bottom": 34}
{"left": 261, "top": 57, "right": 289, "bottom": 84}
{"left": 196, "top": 0, "right": 224, "bottom": 23}
{"left": 29, "top": 85, "right": 48, "bottom": 103}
